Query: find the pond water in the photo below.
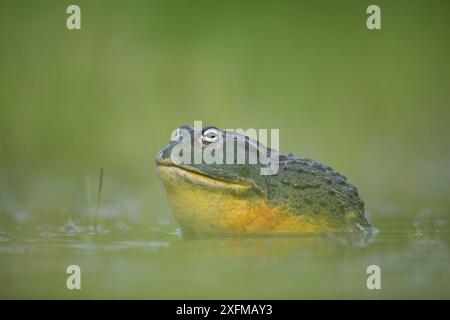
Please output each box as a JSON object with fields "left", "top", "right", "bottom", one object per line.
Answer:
{"left": 1, "top": 215, "right": 449, "bottom": 299}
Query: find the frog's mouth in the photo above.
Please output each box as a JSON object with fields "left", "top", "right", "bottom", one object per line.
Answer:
{"left": 156, "top": 163, "right": 252, "bottom": 192}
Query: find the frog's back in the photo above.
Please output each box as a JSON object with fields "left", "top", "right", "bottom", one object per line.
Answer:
{"left": 265, "top": 155, "right": 373, "bottom": 232}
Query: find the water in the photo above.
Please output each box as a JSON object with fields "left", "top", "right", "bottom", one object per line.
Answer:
{"left": 1, "top": 217, "right": 449, "bottom": 299}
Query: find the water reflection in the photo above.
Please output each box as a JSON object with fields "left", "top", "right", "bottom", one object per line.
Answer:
{"left": 178, "top": 231, "right": 379, "bottom": 257}
{"left": 0, "top": 216, "right": 449, "bottom": 299}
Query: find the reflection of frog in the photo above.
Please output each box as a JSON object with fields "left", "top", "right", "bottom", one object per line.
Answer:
{"left": 156, "top": 125, "right": 375, "bottom": 233}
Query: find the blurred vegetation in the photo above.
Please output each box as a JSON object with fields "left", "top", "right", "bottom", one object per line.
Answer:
{"left": 0, "top": 0, "right": 449, "bottom": 231}
{"left": 1, "top": 0, "right": 450, "bottom": 300}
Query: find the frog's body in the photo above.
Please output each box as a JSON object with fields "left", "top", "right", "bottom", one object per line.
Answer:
{"left": 156, "top": 125, "right": 375, "bottom": 234}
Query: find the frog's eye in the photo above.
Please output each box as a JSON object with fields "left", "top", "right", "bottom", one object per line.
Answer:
{"left": 202, "top": 127, "right": 220, "bottom": 145}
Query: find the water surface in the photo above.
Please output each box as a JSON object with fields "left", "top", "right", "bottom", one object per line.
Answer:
{"left": 1, "top": 216, "right": 449, "bottom": 299}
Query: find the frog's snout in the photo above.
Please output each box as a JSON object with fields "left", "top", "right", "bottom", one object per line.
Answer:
{"left": 156, "top": 149, "right": 171, "bottom": 166}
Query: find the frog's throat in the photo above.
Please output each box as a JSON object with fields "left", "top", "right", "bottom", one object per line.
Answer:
{"left": 156, "top": 165, "right": 353, "bottom": 233}
{"left": 157, "top": 165, "right": 253, "bottom": 192}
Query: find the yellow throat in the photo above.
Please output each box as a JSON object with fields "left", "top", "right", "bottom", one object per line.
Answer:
{"left": 157, "top": 165, "right": 335, "bottom": 233}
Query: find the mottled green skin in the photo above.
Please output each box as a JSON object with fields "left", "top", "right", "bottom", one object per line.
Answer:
{"left": 266, "top": 155, "right": 372, "bottom": 231}
{"left": 157, "top": 125, "right": 375, "bottom": 232}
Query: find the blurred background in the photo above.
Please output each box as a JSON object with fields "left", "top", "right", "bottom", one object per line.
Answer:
{"left": 0, "top": 0, "right": 449, "bottom": 299}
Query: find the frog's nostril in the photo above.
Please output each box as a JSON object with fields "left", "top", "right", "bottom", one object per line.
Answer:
{"left": 156, "top": 149, "right": 173, "bottom": 165}
{"left": 156, "top": 150, "right": 165, "bottom": 162}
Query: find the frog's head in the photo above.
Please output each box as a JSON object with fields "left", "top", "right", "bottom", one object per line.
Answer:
{"left": 156, "top": 125, "right": 278, "bottom": 232}
{"left": 156, "top": 125, "right": 271, "bottom": 194}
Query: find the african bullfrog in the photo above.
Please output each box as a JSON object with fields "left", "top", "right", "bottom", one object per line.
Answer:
{"left": 156, "top": 125, "right": 375, "bottom": 234}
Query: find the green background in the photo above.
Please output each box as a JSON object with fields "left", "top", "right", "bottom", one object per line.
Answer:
{"left": 0, "top": 0, "right": 449, "bottom": 299}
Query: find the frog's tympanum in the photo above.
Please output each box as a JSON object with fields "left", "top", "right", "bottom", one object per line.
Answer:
{"left": 156, "top": 125, "right": 375, "bottom": 234}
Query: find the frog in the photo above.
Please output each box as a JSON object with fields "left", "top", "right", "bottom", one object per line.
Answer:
{"left": 156, "top": 125, "right": 375, "bottom": 234}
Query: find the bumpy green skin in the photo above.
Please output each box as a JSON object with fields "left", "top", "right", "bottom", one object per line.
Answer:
{"left": 157, "top": 125, "right": 374, "bottom": 232}
{"left": 265, "top": 154, "right": 372, "bottom": 231}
